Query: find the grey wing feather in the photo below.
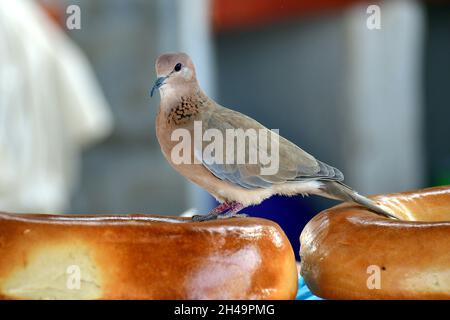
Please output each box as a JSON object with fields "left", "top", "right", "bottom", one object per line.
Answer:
{"left": 198, "top": 105, "right": 344, "bottom": 189}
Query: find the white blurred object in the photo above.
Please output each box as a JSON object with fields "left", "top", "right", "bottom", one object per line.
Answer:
{"left": 0, "top": 0, "right": 113, "bottom": 213}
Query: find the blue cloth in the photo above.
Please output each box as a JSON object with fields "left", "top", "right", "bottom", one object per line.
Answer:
{"left": 296, "top": 274, "right": 322, "bottom": 300}
{"left": 210, "top": 195, "right": 335, "bottom": 261}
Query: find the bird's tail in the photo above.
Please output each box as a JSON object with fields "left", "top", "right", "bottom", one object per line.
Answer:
{"left": 319, "top": 181, "right": 398, "bottom": 219}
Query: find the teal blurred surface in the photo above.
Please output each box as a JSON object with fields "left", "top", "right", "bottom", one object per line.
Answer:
{"left": 296, "top": 275, "right": 322, "bottom": 300}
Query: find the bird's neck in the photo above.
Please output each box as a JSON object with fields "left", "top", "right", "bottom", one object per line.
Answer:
{"left": 158, "top": 87, "right": 210, "bottom": 126}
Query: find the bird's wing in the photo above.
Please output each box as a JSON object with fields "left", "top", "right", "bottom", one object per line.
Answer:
{"left": 197, "top": 106, "right": 343, "bottom": 189}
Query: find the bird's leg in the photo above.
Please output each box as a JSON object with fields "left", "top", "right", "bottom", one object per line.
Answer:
{"left": 191, "top": 202, "right": 232, "bottom": 222}
{"left": 217, "top": 202, "right": 247, "bottom": 220}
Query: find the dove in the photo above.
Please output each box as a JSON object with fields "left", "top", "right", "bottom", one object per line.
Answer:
{"left": 151, "top": 52, "right": 397, "bottom": 221}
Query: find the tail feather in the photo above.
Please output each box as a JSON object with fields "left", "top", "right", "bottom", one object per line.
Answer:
{"left": 319, "top": 181, "right": 398, "bottom": 219}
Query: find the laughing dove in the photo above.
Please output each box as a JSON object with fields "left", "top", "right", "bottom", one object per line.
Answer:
{"left": 151, "top": 52, "right": 396, "bottom": 221}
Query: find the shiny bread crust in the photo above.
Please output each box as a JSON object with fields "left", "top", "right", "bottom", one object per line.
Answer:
{"left": 0, "top": 214, "right": 297, "bottom": 300}
{"left": 300, "top": 186, "right": 450, "bottom": 299}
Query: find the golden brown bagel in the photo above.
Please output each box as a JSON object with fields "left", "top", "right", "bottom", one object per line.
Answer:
{"left": 0, "top": 213, "right": 297, "bottom": 300}
{"left": 300, "top": 186, "right": 450, "bottom": 299}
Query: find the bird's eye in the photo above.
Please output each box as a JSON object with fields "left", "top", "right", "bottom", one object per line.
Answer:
{"left": 174, "top": 63, "right": 182, "bottom": 72}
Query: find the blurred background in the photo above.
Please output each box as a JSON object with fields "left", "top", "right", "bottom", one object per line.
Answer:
{"left": 1, "top": 0, "right": 449, "bottom": 257}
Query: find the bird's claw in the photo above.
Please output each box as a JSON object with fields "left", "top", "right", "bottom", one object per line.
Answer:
{"left": 217, "top": 213, "right": 248, "bottom": 220}
{"left": 192, "top": 213, "right": 248, "bottom": 222}
{"left": 191, "top": 214, "right": 219, "bottom": 222}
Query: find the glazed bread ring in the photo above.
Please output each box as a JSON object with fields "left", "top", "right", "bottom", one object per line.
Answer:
{"left": 0, "top": 214, "right": 297, "bottom": 300}
{"left": 300, "top": 186, "right": 450, "bottom": 299}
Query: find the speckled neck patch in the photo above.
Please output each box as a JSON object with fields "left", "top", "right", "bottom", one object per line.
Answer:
{"left": 167, "top": 95, "right": 202, "bottom": 125}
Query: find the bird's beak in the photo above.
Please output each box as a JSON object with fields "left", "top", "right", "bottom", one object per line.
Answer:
{"left": 150, "top": 76, "right": 167, "bottom": 97}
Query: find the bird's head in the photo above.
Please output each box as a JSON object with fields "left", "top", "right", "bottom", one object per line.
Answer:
{"left": 150, "top": 52, "right": 197, "bottom": 98}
